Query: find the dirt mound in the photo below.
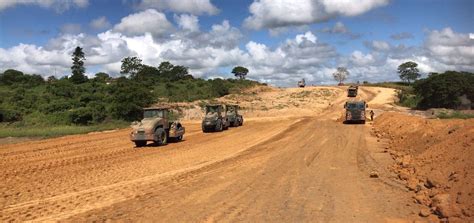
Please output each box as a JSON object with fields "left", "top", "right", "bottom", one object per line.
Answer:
{"left": 373, "top": 112, "right": 474, "bottom": 222}
{"left": 156, "top": 86, "right": 343, "bottom": 121}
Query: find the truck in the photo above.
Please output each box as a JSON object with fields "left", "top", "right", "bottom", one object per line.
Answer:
{"left": 202, "top": 104, "right": 230, "bottom": 132}
{"left": 225, "top": 104, "right": 243, "bottom": 127}
{"left": 298, "top": 78, "right": 306, "bottom": 88}
{"left": 344, "top": 100, "right": 368, "bottom": 124}
{"left": 347, "top": 85, "right": 358, "bottom": 97}
{"left": 130, "top": 107, "right": 185, "bottom": 147}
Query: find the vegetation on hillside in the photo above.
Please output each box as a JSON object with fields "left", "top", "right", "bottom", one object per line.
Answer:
{"left": 0, "top": 51, "right": 259, "bottom": 131}
{"left": 414, "top": 71, "right": 474, "bottom": 109}
{"left": 364, "top": 70, "right": 473, "bottom": 110}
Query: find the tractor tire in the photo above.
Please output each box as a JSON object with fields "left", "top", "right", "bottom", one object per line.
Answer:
{"left": 154, "top": 128, "right": 168, "bottom": 146}
{"left": 232, "top": 121, "right": 239, "bottom": 127}
{"left": 216, "top": 121, "right": 223, "bottom": 132}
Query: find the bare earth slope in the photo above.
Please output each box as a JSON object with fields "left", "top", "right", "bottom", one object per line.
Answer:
{"left": 1, "top": 86, "right": 465, "bottom": 222}
{"left": 374, "top": 112, "right": 474, "bottom": 222}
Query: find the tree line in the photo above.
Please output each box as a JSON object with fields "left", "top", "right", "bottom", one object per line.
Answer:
{"left": 0, "top": 47, "right": 258, "bottom": 125}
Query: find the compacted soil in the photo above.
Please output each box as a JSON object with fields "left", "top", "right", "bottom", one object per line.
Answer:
{"left": 1, "top": 86, "right": 470, "bottom": 222}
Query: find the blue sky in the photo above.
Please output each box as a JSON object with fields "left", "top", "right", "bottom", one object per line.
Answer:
{"left": 0, "top": 0, "right": 473, "bottom": 86}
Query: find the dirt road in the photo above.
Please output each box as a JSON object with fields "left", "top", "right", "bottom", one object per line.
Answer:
{"left": 1, "top": 87, "right": 418, "bottom": 222}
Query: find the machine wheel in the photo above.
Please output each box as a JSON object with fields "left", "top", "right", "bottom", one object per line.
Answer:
{"left": 216, "top": 121, "right": 223, "bottom": 132}
{"left": 154, "top": 128, "right": 168, "bottom": 146}
{"left": 223, "top": 123, "right": 229, "bottom": 130}
{"left": 176, "top": 135, "right": 183, "bottom": 141}
{"left": 134, "top": 141, "right": 147, "bottom": 147}
{"left": 232, "top": 120, "right": 239, "bottom": 127}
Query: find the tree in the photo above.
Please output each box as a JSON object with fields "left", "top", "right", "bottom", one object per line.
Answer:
{"left": 333, "top": 67, "right": 349, "bottom": 85}
{"left": 210, "top": 78, "right": 229, "bottom": 97}
{"left": 232, "top": 66, "right": 249, "bottom": 79}
{"left": 120, "top": 56, "right": 143, "bottom": 78}
{"left": 70, "top": 46, "right": 88, "bottom": 84}
{"left": 47, "top": 76, "right": 58, "bottom": 83}
{"left": 94, "top": 72, "right": 110, "bottom": 83}
{"left": 0, "top": 69, "right": 44, "bottom": 87}
{"left": 157, "top": 61, "right": 189, "bottom": 81}
{"left": 414, "top": 71, "right": 474, "bottom": 109}
{"left": 0, "top": 69, "right": 25, "bottom": 85}
{"left": 398, "top": 61, "right": 420, "bottom": 84}
{"left": 108, "top": 77, "right": 154, "bottom": 121}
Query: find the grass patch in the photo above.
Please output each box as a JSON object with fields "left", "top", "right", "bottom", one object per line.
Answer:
{"left": 0, "top": 120, "right": 129, "bottom": 138}
{"left": 436, "top": 111, "right": 474, "bottom": 119}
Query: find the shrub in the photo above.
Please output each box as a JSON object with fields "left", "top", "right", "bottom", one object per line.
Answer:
{"left": 0, "top": 108, "right": 22, "bottom": 122}
{"left": 414, "top": 71, "right": 474, "bottom": 109}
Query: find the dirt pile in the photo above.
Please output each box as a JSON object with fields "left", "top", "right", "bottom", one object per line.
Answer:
{"left": 159, "top": 86, "right": 343, "bottom": 121}
{"left": 373, "top": 112, "right": 474, "bottom": 222}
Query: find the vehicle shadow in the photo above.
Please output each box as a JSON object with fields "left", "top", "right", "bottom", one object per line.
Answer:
{"left": 342, "top": 120, "right": 366, "bottom": 125}
{"left": 136, "top": 139, "right": 186, "bottom": 148}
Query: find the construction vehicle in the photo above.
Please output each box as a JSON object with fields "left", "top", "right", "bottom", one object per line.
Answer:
{"left": 202, "top": 104, "right": 230, "bottom": 132}
{"left": 225, "top": 104, "right": 243, "bottom": 127}
{"left": 347, "top": 85, "right": 358, "bottom": 97}
{"left": 344, "top": 100, "right": 368, "bottom": 124}
{"left": 130, "top": 107, "right": 185, "bottom": 147}
{"left": 298, "top": 78, "right": 306, "bottom": 88}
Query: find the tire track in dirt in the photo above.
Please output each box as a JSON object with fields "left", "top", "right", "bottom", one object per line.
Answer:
{"left": 66, "top": 118, "right": 413, "bottom": 222}
{"left": 0, "top": 86, "right": 415, "bottom": 222}
{"left": 0, "top": 118, "right": 301, "bottom": 222}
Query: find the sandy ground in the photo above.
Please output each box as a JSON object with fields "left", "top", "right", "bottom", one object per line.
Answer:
{"left": 0, "top": 86, "right": 469, "bottom": 222}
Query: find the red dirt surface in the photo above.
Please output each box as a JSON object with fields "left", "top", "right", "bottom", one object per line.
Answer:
{"left": 374, "top": 112, "right": 474, "bottom": 222}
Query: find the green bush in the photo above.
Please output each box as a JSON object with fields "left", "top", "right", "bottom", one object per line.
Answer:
{"left": 0, "top": 108, "right": 22, "bottom": 122}
{"left": 414, "top": 71, "right": 474, "bottom": 109}
{"left": 0, "top": 62, "right": 261, "bottom": 133}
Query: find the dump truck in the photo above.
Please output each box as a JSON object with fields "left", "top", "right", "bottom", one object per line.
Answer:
{"left": 202, "top": 104, "right": 230, "bottom": 132}
{"left": 298, "top": 78, "right": 306, "bottom": 88}
{"left": 344, "top": 100, "right": 368, "bottom": 124}
{"left": 347, "top": 85, "right": 358, "bottom": 97}
{"left": 226, "top": 104, "right": 243, "bottom": 127}
{"left": 130, "top": 107, "right": 185, "bottom": 147}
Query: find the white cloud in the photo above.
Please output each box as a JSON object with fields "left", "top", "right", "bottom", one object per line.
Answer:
{"left": 113, "top": 9, "right": 174, "bottom": 38}
{"left": 90, "top": 16, "right": 111, "bottom": 30}
{"left": 321, "top": 0, "right": 389, "bottom": 16}
{"left": 321, "top": 21, "right": 361, "bottom": 39}
{"left": 425, "top": 27, "right": 474, "bottom": 68}
{"left": 244, "top": 0, "right": 388, "bottom": 30}
{"left": 60, "top": 23, "right": 82, "bottom": 34}
{"left": 243, "top": 31, "right": 338, "bottom": 85}
{"left": 366, "top": 40, "right": 391, "bottom": 51}
{"left": 390, "top": 32, "right": 414, "bottom": 40}
{"left": 137, "top": 0, "right": 219, "bottom": 15}
{"left": 345, "top": 28, "right": 474, "bottom": 83}
{"left": 0, "top": 0, "right": 89, "bottom": 12}
{"left": 350, "top": 51, "right": 375, "bottom": 66}
{"left": 331, "top": 22, "right": 348, "bottom": 33}
{"left": 295, "top": 31, "right": 317, "bottom": 44}
{"left": 174, "top": 14, "right": 199, "bottom": 32}
{"left": 1, "top": 6, "right": 472, "bottom": 89}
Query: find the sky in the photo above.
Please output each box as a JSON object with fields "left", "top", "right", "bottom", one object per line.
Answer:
{"left": 0, "top": 0, "right": 473, "bottom": 86}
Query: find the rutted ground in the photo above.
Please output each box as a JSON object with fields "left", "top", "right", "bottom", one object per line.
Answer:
{"left": 0, "top": 86, "right": 468, "bottom": 222}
